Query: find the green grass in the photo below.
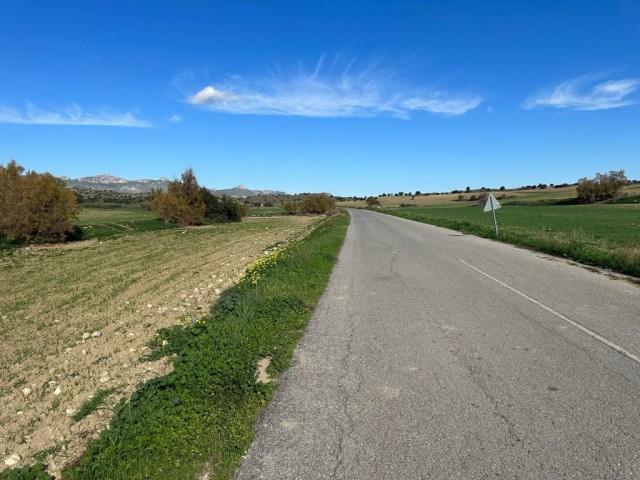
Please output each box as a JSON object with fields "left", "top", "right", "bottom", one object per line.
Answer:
{"left": 0, "top": 206, "right": 167, "bottom": 251}
{"left": 56, "top": 212, "right": 349, "bottom": 480}
{"left": 247, "top": 206, "right": 285, "bottom": 217}
{"left": 76, "top": 206, "right": 176, "bottom": 240}
{"left": 0, "top": 464, "right": 53, "bottom": 480}
{"left": 376, "top": 204, "right": 640, "bottom": 277}
{"left": 72, "top": 388, "right": 118, "bottom": 423}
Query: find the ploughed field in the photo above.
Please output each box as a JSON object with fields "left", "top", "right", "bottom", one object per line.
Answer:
{"left": 0, "top": 214, "right": 318, "bottom": 476}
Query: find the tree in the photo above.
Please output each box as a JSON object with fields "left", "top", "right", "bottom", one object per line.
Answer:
{"left": 283, "top": 201, "right": 298, "bottom": 215}
{"left": 151, "top": 168, "right": 205, "bottom": 225}
{"left": 300, "top": 194, "right": 336, "bottom": 214}
{"left": 201, "top": 188, "right": 247, "bottom": 222}
{"left": 365, "top": 196, "right": 381, "bottom": 207}
{"left": 0, "top": 160, "right": 80, "bottom": 242}
{"left": 577, "top": 170, "right": 627, "bottom": 203}
{"left": 465, "top": 186, "right": 471, "bottom": 192}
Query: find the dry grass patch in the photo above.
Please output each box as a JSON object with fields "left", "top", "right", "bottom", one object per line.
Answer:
{"left": 0, "top": 216, "right": 318, "bottom": 476}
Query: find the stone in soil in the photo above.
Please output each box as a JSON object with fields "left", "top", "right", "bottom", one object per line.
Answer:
{"left": 4, "top": 453, "right": 21, "bottom": 466}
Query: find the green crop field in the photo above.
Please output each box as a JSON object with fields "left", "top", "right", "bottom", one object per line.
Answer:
{"left": 247, "top": 206, "right": 285, "bottom": 217}
{"left": 76, "top": 206, "right": 176, "bottom": 240}
{"left": 377, "top": 203, "right": 640, "bottom": 277}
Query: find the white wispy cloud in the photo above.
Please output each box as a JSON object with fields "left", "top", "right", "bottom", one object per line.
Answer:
{"left": 168, "top": 113, "right": 183, "bottom": 123}
{"left": 523, "top": 74, "right": 640, "bottom": 111}
{"left": 0, "top": 103, "right": 151, "bottom": 127}
{"left": 184, "top": 57, "right": 482, "bottom": 118}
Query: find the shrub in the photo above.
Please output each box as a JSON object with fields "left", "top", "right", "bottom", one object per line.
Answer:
{"left": 201, "top": 188, "right": 247, "bottom": 222}
{"left": 300, "top": 194, "right": 336, "bottom": 214}
{"left": 365, "top": 196, "right": 381, "bottom": 207}
{"left": 283, "top": 201, "right": 298, "bottom": 215}
{"left": 0, "top": 160, "right": 80, "bottom": 243}
{"left": 577, "top": 170, "right": 627, "bottom": 203}
{"left": 150, "top": 168, "right": 205, "bottom": 225}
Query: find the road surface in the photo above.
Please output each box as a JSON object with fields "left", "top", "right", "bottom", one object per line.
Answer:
{"left": 235, "top": 208, "right": 640, "bottom": 479}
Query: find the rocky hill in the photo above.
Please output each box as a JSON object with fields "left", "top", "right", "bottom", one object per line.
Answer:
{"left": 61, "top": 175, "right": 285, "bottom": 197}
{"left": 62, "top": 175, "right": 170, "bottom": 193}
{"left": 214, "top": 184, "right": 286, "bottom": 198}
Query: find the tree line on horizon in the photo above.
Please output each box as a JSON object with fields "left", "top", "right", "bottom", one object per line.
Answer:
{"left": 372, "top": 170, "right": 631, "bottom": 204}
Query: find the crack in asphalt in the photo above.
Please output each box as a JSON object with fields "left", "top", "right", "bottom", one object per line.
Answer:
{"left": 332, "top": 323, "right": 365, "bottom": 479}
{"left": 464, "top": 361, "right": 524, "bottom": 445}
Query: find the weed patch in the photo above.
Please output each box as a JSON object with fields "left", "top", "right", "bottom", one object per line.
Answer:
{"left": 72, "top": 388, "right": 118, "bottom": 423}
{"left": 0, "top": 464, "right": 53, "bottom": 480}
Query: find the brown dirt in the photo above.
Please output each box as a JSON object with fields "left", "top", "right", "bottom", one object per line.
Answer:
{"left": 0, "top": 216, "right": 319, "bottom": 477}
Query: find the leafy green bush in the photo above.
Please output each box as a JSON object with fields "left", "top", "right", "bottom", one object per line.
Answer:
{"left": 201, "top": 188, "right": 247, "bottom": 222}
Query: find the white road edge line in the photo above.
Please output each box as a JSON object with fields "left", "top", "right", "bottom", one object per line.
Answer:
{"left": 458, "top": 259, "right": 640, "bottom": 366}
{"left": 408, "top": 233, "right": 422, "bottom": 240}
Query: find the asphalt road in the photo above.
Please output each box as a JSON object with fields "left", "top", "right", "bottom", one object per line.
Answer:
{"left": 235, "top": 208, "right": 640, "bottom": 479}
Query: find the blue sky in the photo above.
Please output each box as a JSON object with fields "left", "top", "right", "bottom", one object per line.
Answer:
{"left": 1, "top": 1, "right": 638, "bottom": 196}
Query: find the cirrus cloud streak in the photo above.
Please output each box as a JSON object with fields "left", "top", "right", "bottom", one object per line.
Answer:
{"left": 185, "top": 61, "right": 482, "bottom": 119}
{"left": 523, "top": 74, "right": 639, "bottom": 111}
{"left": 0, "top": 103, "right": 151, "bottom": 127}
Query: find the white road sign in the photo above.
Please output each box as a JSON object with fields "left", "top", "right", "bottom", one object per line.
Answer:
{"left": 483, "top": 194, "right": 502, "bottom": 212}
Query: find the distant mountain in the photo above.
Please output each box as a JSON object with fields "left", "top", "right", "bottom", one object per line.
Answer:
{"left": 63, "top": 174, "right": 170, "bottom": 193}
{"left": 212, "top": 184, "right": 287, "bottom": 198}
{"left": 62, "top": 176, "right": 286, "bottom": 197}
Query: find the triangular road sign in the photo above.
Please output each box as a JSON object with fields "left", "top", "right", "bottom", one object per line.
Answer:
{"left": 483, "top": 193, "right": 502, "bottom": 212}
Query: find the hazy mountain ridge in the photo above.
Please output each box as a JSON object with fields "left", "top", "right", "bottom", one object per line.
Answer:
{"left": 62, "top": 175, "right": 286, "bottom": 197}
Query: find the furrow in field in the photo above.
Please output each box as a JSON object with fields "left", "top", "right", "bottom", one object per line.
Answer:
{"left": 0, "top": 215, "right": 318, "bottom": 477}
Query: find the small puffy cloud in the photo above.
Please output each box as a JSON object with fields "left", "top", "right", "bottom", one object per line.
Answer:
{"left": 0, "top": 103, "right": 151, "bottom": 127}
{"left": 168, "top": 114, "right": 182, "bottom": 123}
{"left": 523, "top": 75, "right": 639, "bottom": 111}
{"left": 182, "top": 57, "right": 483, "bottom": 119}
{"left": 187, "top": 86, "right": 240, "bottom": 105}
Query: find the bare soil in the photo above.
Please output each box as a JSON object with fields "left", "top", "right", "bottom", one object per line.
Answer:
{"left": 0, "top": 216, "right": 318, "bottom": 476}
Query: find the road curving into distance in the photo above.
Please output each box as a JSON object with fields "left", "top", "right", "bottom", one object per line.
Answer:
{"left": 235, "top": 208, "right": 640, "bottom": 479}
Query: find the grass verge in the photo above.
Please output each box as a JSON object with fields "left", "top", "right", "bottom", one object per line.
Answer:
{"left": 52, "top": 212, "right": 348, "bottom": 479}
{"left": 374, "top": 205, "right": 640, "bottom": 278}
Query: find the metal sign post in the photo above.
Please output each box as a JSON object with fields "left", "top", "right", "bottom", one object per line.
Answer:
{"left": 483, "top": 193, "right": 501, "bottom": 235}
